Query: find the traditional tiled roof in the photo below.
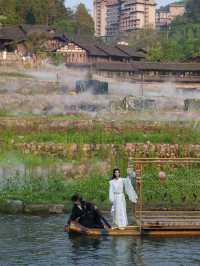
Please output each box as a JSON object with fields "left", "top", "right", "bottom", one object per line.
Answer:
{"left": 0, "top": 25, "right": 26, "bottom": 41}
{"left": 71, "top": 38, "right": 108, "bottom": 57}
{"left": 69, "top": 38, "right": 146, "bottom": 59}
{"left": 132, "top": 62, "right": 200, "bottom": 72}
{"left": 116, "top": 45, "right": 146, "bottom": 58}
{"left": 94, "top": 62, "right": 200, "bottom": 72}
{"left": 0, "top": 25, "right": 65, "bottom": 42}
{"left": 95, "top": 43, "right": 129, "bottom": 58}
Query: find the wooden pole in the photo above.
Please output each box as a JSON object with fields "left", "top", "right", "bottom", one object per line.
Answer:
{"left": 139, "top": 164, "right": 143, "bottom": 234}
{"left": 135, "top": 163, "right": 142, "bottom": 233}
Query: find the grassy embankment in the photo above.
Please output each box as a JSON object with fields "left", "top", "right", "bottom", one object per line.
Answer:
{"left": 0, "top": 148, "right": 128, "bottom": 210}
{"left": 1, "top": 120, "right": 200, "bottom": 144}
{"left": 1, "top": 155, "right": 199, "bottom": 210}
{"left": 0, "top": 118, "right": 200, "bottom": 210}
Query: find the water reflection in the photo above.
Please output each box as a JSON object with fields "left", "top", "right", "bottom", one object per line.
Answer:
{"left": 109, "top": 237, "right": 145, "bottom": 266}
{"left": 68, "top": 234, "right": 158, "bottom": 266}
{"left": 0, "top": 215, "right": 200, "bottom": 266}
{"left": 69, "top": 234, "right": 101, "bottom": 250}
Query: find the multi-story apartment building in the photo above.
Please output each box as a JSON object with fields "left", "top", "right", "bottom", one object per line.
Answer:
{"left": 94, "top": 0, "right": 156, "bottom": 37}
{"left": 120, "top": 0, "right": 156, "bottom": 32}
{"left": 106, "top": 0, "right": 121, "bottom": 36}
{"left": 156, "top": 1, "right": 185, "bottom": 30}
{"left": 93, "top": 0, "right": 108, "bottom": 37}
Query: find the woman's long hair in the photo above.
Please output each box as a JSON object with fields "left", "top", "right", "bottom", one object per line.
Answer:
{"left": 112, "top": 168, "right": 120, "bottom": 179}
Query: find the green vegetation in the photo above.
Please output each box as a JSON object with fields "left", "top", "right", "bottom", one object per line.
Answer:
{"left": 0, "top": 148, "right": 128, "bottom": 209}
{"left": 142, "top": 165, "right": 200, "bottom": 210}
{"left": 0, "top": 0, "right": 94, "bottom": 37}
{"left": 50, "top": 53, "right": 65, "bottom": 66}
{"left": 1, "top": 164, "right": 199, "bottom": 211}
{"left": 0, "top": 113, "right": 87, "bottom": 119}
{"left": 0, "top": 116, "right": 199, "bottom": 211}
{"left": 127, "top": 0, "right": 200, "bottom": 61}
{"left": 0, "top": 150, "right": 62, "bottom": 167}
{"left": 0, "top": 72, "right": 33, "bottom": 79}
{"left": 0, "top": 174, "right": 110, "bottom": 207}
{"left": 1, "top": 123, "right": 200, "bottom": 144}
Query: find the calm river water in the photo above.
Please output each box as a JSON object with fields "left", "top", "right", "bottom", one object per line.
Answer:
{"left": 0, "top": 215, "right": 200, "bottom": 266}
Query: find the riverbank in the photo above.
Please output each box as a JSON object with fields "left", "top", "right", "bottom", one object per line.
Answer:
{"left": 0, "top": 67, "right": 199, "bottom": 215}
{"left": 0, "top": 116, "right": 200, "bottom": 215}
{"left": 0, "top": 173, "right": 111, "bottom": 215}
{"left": 1, "top": 161, "right": 200, "bottom": 215}
{"left": 0, "top": 200, "right": 66, "bottom": 215}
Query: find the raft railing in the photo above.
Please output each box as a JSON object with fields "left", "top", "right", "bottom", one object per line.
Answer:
{"left": 128, "top": 157, "right": 200, "bottom": 233}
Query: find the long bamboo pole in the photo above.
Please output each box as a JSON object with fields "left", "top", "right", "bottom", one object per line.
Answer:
{"left": 135, "top": 163, "right": 142, "bottom": 233}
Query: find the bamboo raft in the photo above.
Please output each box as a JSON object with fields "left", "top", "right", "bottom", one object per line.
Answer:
{"left": 68, "top": 210, "right": 200, "bottom": 237}
{"left": 68, "top": 223, "right": 140, "bottom": 236}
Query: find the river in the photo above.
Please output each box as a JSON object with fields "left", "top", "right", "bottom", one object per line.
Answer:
{"left": 0, "top": 215, "right": 200, "bottom": 266}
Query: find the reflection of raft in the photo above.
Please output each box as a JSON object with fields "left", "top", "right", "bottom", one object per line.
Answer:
{"left": 68, "top": 223, "right": 140, "bottom": 236}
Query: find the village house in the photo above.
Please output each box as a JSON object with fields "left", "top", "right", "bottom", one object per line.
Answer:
{"left": 0, "top": 25, "right": 145, "bottom": 65}
{"left": 56, "top": 38, "right": 146, "bottom": 65}
{"left": 0, "top": 24, "right": 66, "bottom": 55}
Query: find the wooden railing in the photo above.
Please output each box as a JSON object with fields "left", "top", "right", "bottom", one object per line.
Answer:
{"left": 128, "top": 157, "right": 200, "bottom": 232}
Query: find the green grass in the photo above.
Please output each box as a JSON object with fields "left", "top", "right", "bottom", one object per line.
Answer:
{"left": 0, "top": 72, "right": 33, "bottom": 79}
{"left": 0, "top": 150, "right": 62, "bottom": 167}
{"left": 1, "top": 165, "right": 200, "bottom": 211}
{"left": 0, "top": 174, "right": 111, "bottom": 209}
{"left": 0, "top": 113, "right": 87, "bottom": 120}
{"left": 142, "top": 165, "right": 200, "bottom": 209}
{"left": 0, "top": 118, "right": 199, "bottom": 210}
{"left": 1, "top": 124, "right": 200, "bottom": 144}
{"left": 0, "top": 109, "right": 13, "bottom": 117}
{"left": 0, "top": 151, "right": 128, "bottom": 209}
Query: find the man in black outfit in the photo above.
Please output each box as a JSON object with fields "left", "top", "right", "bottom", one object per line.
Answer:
{"left": 67, "top": 194, "right": 111, "bottom": 229}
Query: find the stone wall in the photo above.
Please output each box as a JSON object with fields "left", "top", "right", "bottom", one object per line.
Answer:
{"left": 15, "top": 143, "right": 200, "bottom": 158}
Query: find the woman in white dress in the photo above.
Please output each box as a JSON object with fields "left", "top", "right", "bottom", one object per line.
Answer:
{"left": 109, "top": 168, "right": 138, "bottom": 228}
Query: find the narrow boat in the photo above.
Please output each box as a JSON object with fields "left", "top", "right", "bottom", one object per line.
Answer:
{"left": 67, "top": 222, "right": 140, "bottom": 236}
{"left": 67, "top": 222, "right": 200, "bottom": 237}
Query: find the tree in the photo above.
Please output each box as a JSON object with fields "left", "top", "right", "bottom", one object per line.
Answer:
{"left": 54, "top": 18, "right": 76, "bottom": 34}
{"left": 0, "top": 15, "right": 7, "bottom": 25}
{"left": 74, "top": 4, "right": 94, "bottom": 36}
{"left": 16, "top": 0, "right": 68, "bottom": 25}
{"left": 25, "top": 32, "right": 49, "bottom": 52}
{"left": 0, "top": 0, "right": 19, "bottom": 24}
{"left": 0, "top": 0, "right": 95, "bottom": 39}
{"left": 45, "top": 0, "right": 68, "bottom": 25}
{"left": 186, "top": 0, "right": 200, "bottom": 23}
{"left": 16, "top": 0, "right": 42, "bottom": 24}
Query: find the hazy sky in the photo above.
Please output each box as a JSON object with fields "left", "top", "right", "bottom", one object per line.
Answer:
{"left": 65, "top": 0, "right": 175, "bottom": 10}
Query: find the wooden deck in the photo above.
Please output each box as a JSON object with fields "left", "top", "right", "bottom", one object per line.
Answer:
{"left": 136, "top": 211, "right": 200, "bottom": 227}
{"left": 135, "top": 210, "right": 200, "bottom": 237}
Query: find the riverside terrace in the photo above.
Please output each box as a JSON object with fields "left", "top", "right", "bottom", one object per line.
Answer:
{"left": 93, "top": 61, "right": 200, "bottom": 82}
